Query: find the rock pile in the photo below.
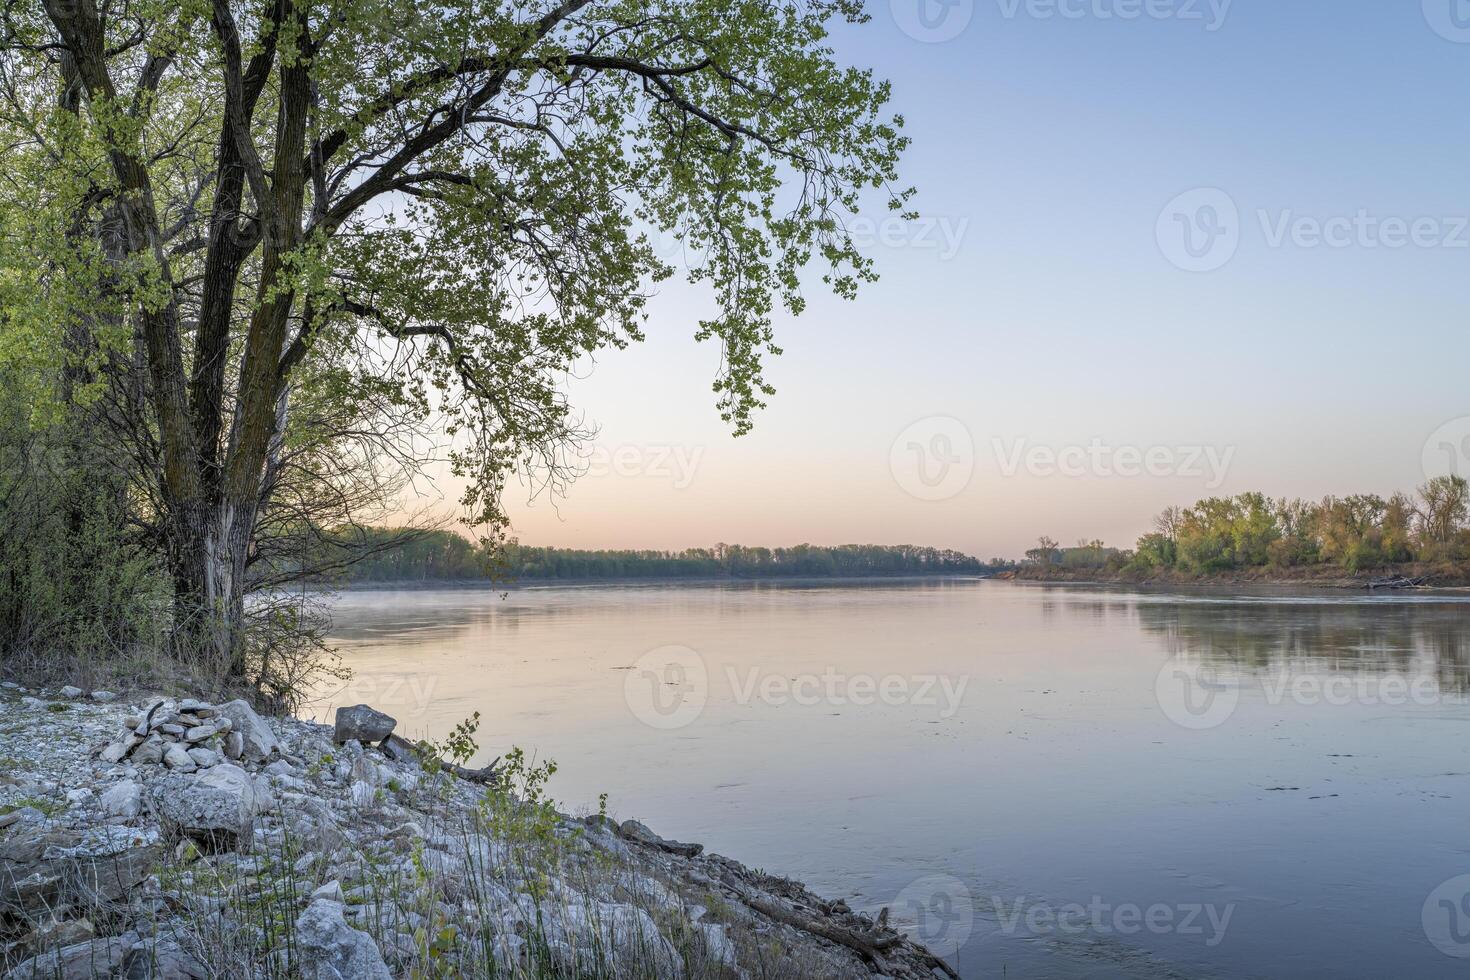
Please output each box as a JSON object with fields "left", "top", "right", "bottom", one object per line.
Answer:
{"left": 93, "top": 698, "right": 280, "bottom": 772}
{"left": 2, "top": 687, "right": 958, "bottom": 980}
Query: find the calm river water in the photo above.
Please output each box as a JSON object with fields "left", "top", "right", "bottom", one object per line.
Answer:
{"left": 315, "top": 580, "right": 1470, "bottom": 979}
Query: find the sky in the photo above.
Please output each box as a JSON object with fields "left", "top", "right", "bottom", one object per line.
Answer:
{"left": 420, "top": 0, "right": 1470, "bottom": 559}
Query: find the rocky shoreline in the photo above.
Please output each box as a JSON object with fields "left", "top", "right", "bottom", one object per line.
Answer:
{"left": 0, "top": 684, "right": 957, "bottom": 979}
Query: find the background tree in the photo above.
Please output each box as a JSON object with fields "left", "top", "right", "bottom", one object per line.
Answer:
{"left": 1316, "top": 494, "right": 1388, "bottom": 571}
{"left": 1152, "top": 505, "right": 1182, "bottom": 542}
{"left": 1418, "top": 475, "right": 1470, "bottom": 557}
{"left": 1267, "top": 497, "right": 1320, "bottom": 568}
{"left": 1122, "top": 479, "right": 1470, "bottom": 576}
{"left": 1026, "top": 536, "right": 1060, "bottom": 566}
{"left": 1132, "top": 531, "right": 1176, "bottom": 570}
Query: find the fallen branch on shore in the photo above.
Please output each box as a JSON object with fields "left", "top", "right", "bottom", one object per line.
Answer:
{"left": 379, "top": 732, "right": 501, "bottom": 784}
{"left": 1366, "top": 575, "right": 1428, "bottom": 589}
{"left": 733, "top": 885, "right": 898, "bottom": 968}
{"left": 723, "top": 874, "right": 961, "bottom": 979}
{"left": 606, "top": 817, "right": 960, "bottom": 979}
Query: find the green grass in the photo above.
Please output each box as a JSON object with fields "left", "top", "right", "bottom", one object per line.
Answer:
{"left": 0, "top": 796, "right": 64, "bottom": 816}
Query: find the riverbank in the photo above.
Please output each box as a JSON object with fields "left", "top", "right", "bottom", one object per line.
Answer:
{"left": 1008, "top": 560, "right": 1470, "bottom": 589}
{"left": 0, "top": 686, "right": 955, "bottom": 979}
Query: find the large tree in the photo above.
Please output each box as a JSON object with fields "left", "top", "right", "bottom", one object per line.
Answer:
{"left": 0, "top": 0, "right": 908, "bottom": 680}
{"left": 1419, "top": 475, "right": 1470, "bottom": 553}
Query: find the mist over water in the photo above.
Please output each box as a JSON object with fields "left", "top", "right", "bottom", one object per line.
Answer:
{"left": 317, "top": 580, "right": 1470, "bottom": 978}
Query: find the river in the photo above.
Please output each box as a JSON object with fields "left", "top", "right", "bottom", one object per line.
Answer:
{"left": 313, "top": 579, "right": 1470, "bottom": 978}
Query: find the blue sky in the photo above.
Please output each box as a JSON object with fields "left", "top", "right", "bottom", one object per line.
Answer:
{"left": 479, "top": 0, "right": 1470, "bottom": 557}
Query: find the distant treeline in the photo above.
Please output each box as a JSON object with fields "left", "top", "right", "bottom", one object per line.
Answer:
{"left": 1024, "top": 475, "right": 1470, "bottom": 575}
{"left": 334, "top": 532, "right": 1008, "bottom": 582}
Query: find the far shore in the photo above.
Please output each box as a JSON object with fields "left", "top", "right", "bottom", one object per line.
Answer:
{"left": 327, "top": 572, "right": 998, "bottom": 592}
{"left": 306, "top": 566, "right": 1470, "bottom": 593}
{"left": 1008, "top": 561, "right": 1470, "bottom": 590}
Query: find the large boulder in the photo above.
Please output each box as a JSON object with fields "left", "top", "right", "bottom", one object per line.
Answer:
{"left": 0, "top": 820, "right": 70, "bottom": 917}
{"left": 294, "top": 899, "right": 392, "bottom": 980}
{"left": 152, "top": 764, "right": 261, "bottom": 851}
{"left": 333, "top": 704, "right": 396, "bottom": 744}
{"left": 222, "top": 731, "right": 245, "bottom": 761}
{"left": 186, "top": 747, "right": 220, "bottom": 769}
{"left": 163, "top": 744, "right": 196, "bottom": 771}
{"left": 7, "top": 937, "right": 132, "bottom": 979}
{"left": 101, "top": 780, "right": 142, "bottom": 819}
{"left": 618, "top": 819, "right": 703, "bottom": 857}
{"left": 120, "top": 937, "right": 206, "bottom": 979}
{"left": 133, "top": 737, "right": 165, "bottom": 765}
{"left": 1, "top": 821, "right": 159, "bottom": 921}
{"left": 215, "top": 700, "right": 280, "bottom": 763}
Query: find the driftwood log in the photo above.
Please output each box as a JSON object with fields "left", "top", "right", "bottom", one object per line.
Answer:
{"left": 608, "top": 818, "right": 961, "bottom": 979}
{"left": 724, "top": 878, "right": 960, "bottom": 980}
{"left": 1366, "top": 575, "right": 1428, "bottom": 590}
{"left": 379, "top": 733, "right": 501, "bottom": 785}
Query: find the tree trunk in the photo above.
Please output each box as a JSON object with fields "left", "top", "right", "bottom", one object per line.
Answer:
{"left": 167, "top": 504, "right": 230, "bottom": 673}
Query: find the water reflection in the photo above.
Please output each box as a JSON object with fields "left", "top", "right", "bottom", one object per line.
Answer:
{"left": 1129, "top": 593, "right": 1470, "bottom": 692}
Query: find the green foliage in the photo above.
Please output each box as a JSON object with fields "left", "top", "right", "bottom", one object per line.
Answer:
{"left": 1025, "top": 538, "right": 1125, "bottom": 570}
{"left": 1168, "top": 494, "right": 1281, "bottom": 572}
{"left": 12, "top": 0, "right": 908, "bottom": 523}
{"left": 1119, "top": 479, "right": 1470, "bottom": 575}
{"left": 2, "top": 0, "right": 911, "bottom": 693}
{"left": 0, "top": 378, "right": 168, "bottom": 680}
{"left": 435, "top": 712, "right": 483, "bottom": 769}
{"left": 1130, "top": 532, "right": 1177, "bottom": 571}
{"left": 1418, "top": 475, "right": 1470, "bottom": 558}
{"left": 0, "top": 796, "right": 65, "bottom": 817}
{"left": 332, "top": 533, "right": 1000, "bottom": 582}
{"left": 480, "top": 746, "right": 565, "bottom": 853}
{"left": 1052, "top": 539, "right": 1117, "bottom": 569}
{"left": 321, "top": 530, "right": 491, "bottom": 582}
{"left": 1024, "top": 536, "right": 1060, "bottom": 566}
